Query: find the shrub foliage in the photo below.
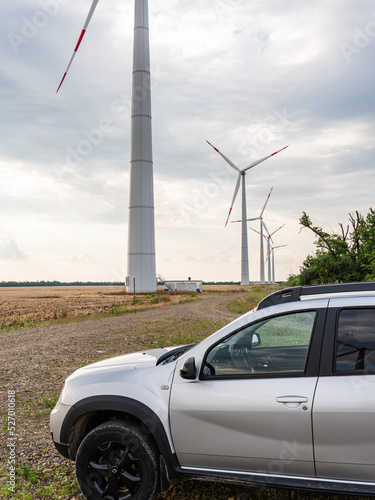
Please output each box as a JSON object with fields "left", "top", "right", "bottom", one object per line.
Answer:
{"left": 289, "top": 208, "right": 375, "bottom": 285}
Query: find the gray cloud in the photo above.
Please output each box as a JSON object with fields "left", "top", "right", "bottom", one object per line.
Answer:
{"left": 0, "top": 0, "right": 375, "bottom": 281}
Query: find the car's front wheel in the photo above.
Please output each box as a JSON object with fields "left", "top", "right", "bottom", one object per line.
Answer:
{"left": 75, "top": 420, "right": 159, "bottom": 500}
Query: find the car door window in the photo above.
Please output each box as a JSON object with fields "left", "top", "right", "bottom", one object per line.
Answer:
{"left": 335, "top": 308, "right": 375, "bottom": 372}
{"left": 203, "top": 311, "right": 316, "bottom": 377}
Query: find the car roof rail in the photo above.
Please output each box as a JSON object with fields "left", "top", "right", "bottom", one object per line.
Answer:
{"left": 257, "top": 282, "right": 375, "bottom": 310}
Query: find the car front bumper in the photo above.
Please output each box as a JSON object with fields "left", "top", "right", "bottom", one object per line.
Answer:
{"left": 50, "top": 401, "right": 72, "bottom": 459}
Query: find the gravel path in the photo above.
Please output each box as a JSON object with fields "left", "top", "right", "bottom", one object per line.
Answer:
{"left": 0, "top": 293, "right": 241, "bottom": 498}
{"left": 1, "top": 292, "right": 238, "bottom": 358}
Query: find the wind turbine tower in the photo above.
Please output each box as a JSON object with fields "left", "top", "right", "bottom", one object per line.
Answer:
{"left": 56, "top": 0, "right": 156, "bottom": 293}
{"left": 264, "top": 223, "right": 286, "bottom": 283}
{"left": 250, "top": 222, "right": 285, "bottom": 283}
{"left": 270, "top": 244, "right": 288, "bottom": 283}
{"left": 207, "top": 142, "right": 288, "bottom": 285}
{"left": 127, "top": 0, "right": 156, "bottom": 293}
{"left": 245, "top": 187, "right": 273, "bottom": 285}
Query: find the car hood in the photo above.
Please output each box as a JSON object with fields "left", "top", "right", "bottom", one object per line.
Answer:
{"left": 75, "top": 347, "right": 176, "bottom": 373}
{"left": 59, "top": 346, "right": 184, "bottom": 407}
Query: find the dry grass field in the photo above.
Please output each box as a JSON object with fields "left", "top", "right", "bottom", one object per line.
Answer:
{"left": 0, "top": 285, "right": 251, "bottom": 329}
{"left": 0, "top": 285, "right": 203, "bottom": 329}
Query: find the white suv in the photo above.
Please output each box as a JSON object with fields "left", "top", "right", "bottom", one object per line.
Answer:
{"left": 51, "top": 282, "right": 375, "bottom": 499}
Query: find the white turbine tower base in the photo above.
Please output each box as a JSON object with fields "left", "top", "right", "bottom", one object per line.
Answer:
{"left": 57, "top": 0, "right": 156, "bottom": 294}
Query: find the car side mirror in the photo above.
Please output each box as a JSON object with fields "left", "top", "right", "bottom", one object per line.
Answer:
{"left": 251, "top": 333, "right": 261, "bottom": 348}
{"left": 180, "top": 357, "right": 196, "bottom": 380}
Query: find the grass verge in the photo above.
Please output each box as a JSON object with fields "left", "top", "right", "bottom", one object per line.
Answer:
{"left": 227, "top": 285, "right": 283, "bottom": 314}
{"left": 0, "top": 462, "right": 80, "bottom": 499}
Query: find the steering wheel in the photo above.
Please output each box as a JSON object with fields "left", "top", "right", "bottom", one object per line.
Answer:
{"left": 229, "top": 343, "right": 254, "bottom": 372}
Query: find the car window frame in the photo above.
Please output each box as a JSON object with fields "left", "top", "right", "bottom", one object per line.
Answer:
{"left": 333, "top": 306, "right": 375, "bottom": 376}
{"left": 320, "top": 304, "right": 375, "bottom": 377}
{"left": 199, "top": 308, "right": 325, "bottom": 381}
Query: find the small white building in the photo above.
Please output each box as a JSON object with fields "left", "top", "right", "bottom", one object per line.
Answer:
{"left": 164, "top": 280, "right": 202, "bottom": 293}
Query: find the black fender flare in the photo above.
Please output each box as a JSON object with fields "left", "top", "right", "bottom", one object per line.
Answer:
{"left": 60, "top": 395, "right": 179, "bottom": 478}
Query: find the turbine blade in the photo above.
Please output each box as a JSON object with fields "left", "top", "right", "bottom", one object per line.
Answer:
{"left": 225, "top": 173, "right": 241, "bottom": 227}
{"left": 249, "top": 227, "right": 261, "bottom": 236}
{"left": 249, "top": 226, "right": 270, "bottom": 242}
{"left": 231, "top": 217, "right": 259, "bottom": 223}
{"left": 260, "top": 187, "right": 273, "bottom": 218}
{"left": 271, "top": 223, "right": 286, "bottom": 236}
{"left": 56, "top": 0, "right": 100, "bottom": 93}
{"left": 206, "top": 140, "right": 241, "bottom": 172}
{"left": 273, "top": 245, "right": 288, "bottom": 250}
{"left": 242, "top": 145, "right": 288, "bottom": 173}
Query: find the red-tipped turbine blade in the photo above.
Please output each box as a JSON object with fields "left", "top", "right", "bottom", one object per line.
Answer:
{"left": 249, "top": 227, "right": 261, "bottom": 236}
{"left": 56, "top": 0, "right": 100, "bottom": 93}
{"left": 225, "top": 173, "right": 241, "bottom": 226}
{"left": 273, "top": 245, "right": 288, "bottom": 250}
{"left": 260, "top": 186, "right": 273, "bottom": 218}
{"left": 231, "top": 216, "right": 259, "bottom": 224}
{"left": 271, "top": 223, "right": 286, "bottom": 237}
{"left": 206, "top": 140, "right": 241, "bottom": 173}
{"left": 242, "top": 145, "right": 288, "bottom": 173}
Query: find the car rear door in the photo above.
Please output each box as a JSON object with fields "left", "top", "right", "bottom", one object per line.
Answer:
{"left": 313, "top": 297, "right": 375, "bottom": 481}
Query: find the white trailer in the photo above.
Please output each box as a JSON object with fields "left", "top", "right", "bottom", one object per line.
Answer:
{"left": 164, "top": 280, "right": 202, "bottom": 292}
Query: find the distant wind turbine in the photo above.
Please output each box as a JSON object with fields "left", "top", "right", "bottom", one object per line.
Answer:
{"left": 57, "top": 0, "right": 156, "bottom": 293}
{"left": 262, "top": 223, "right": 286, "bottom": 283}
{"left": 207, "top": 141, "right": 288, "bottom": 285}
{"left": 250, "top": 223, "right": 286, "bottom": 283}
{"left": 240, "top": 187, "right": 273, "bottom": 285}
{"left": 269, "top": 244, "right": 288, "bottom": 283}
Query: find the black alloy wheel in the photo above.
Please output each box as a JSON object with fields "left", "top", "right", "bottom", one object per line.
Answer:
{"left": 75, "top": 420, "right": 159, "bottom": 500}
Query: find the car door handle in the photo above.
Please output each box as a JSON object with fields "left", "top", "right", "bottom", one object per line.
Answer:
{"left": 277, "top": 396, "right": 308, "bottom": 403}
{"left": 276, "top": 396, "right": 308, "bottom": 409}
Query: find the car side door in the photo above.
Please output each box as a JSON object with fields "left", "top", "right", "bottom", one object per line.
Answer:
{"left": 313, "top": 297, "right": 375, "bottom": 481}
{"left": 170, "top": 305, "right": 327, "bottom": 476}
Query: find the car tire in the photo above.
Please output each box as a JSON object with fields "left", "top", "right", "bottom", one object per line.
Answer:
{"left": 75, "top": 420, "right": 159, "bottom": 500}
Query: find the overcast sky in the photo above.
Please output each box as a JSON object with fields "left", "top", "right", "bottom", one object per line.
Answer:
{"left": 1, "top": 0, "right": 375, "bottom": 283}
